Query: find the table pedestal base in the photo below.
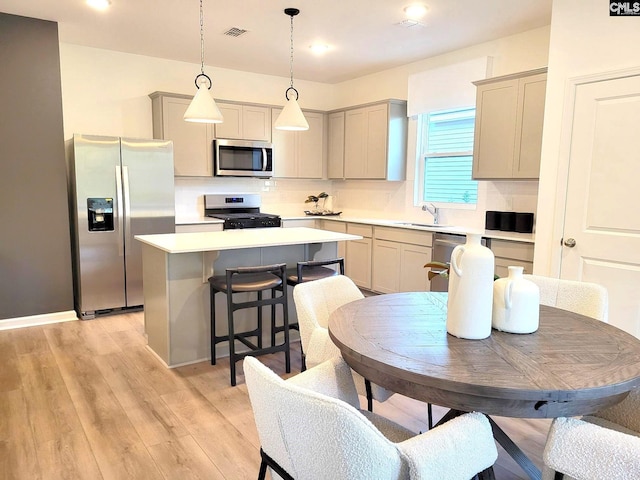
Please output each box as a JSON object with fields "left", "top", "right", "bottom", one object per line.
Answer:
{"left": 435, "top": 409, "right": 540, "bottom": 480}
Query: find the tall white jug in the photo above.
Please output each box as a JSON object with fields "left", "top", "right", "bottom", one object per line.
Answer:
{"left": 446, "top": 233, "right": 495, "bottom": 339}
{"left": 492, "top": 266, "right": 540, "bottom": 333}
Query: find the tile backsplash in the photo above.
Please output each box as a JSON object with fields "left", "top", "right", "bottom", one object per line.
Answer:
{"left": 175, "top": 176, "right": 538, "bottom": 231}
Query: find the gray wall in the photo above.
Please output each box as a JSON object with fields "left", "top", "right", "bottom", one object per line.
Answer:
{"left": 0, "top": 13, "right": 74, "bottom": 319}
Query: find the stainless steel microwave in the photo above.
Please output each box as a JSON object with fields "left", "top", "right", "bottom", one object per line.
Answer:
{"left": 213, "top": 139, "right": 273, "bottom": 178}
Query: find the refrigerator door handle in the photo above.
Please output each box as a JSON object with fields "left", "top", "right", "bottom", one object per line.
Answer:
{"left": 115, "top": 165, "right": 125, "bottom": 256}
{"left": 122, "top": 165, "right": 132, "bottom": 254}
{"left": 261, "top": 148, "right": 267, "bottom": 171}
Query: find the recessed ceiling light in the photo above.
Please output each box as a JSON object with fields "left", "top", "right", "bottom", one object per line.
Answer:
{"left": 86, "top": 0, "right": 111, "bottom": 11}
{"left": 309, "top": 44, "right": 330, "bottom": 55}
{"left": 403, "top": 4, "right": 429, "bottom": 19}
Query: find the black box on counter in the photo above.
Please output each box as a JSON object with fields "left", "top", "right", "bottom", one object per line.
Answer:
{"left": 485, "top": 211, "right": 501, "bottom": 230}
{"left": 515, "top": 213, "right": 534, "bottom": 233}
{"left": 485, "top": 210, "right": 534, "bottom": 233}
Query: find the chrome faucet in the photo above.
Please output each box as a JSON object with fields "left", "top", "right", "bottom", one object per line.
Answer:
{"left": 422, "top": 203, "right": 439, "bottom": 224}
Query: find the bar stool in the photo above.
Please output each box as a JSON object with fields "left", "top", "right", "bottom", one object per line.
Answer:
{"left": 209, "top": 263, "right": 290, "bottom": 386}
{"left": 271, "top": 258, "right": 345, "bottom": 370}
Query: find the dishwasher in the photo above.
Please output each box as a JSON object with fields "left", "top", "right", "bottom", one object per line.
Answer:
{"left": 430, "top": 233, "right": 490, "bottom": 292}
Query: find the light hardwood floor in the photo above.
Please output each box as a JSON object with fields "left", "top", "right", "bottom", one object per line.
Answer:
{"left": 0, "top": 311, "right": 551, "bottom": 479}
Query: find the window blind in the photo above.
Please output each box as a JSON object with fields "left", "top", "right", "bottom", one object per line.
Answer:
{"left": 423, "top": 108, "right": 478, "bottom": 205}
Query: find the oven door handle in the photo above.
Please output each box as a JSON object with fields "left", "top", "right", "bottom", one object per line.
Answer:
{"left": 261, "top": 148, "right": 267, "bottom": 171}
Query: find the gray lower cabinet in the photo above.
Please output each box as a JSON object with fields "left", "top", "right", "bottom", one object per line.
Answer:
{"left": 345, "top": 223, "right": 373, "bottom": 289}
{"left": 491, "top": 239, "right": 534, "bottom": 278}
{"left": 372, "top": 227, "right": 432, "bottom": 293}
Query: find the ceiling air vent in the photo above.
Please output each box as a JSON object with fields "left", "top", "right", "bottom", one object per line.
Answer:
{"left": 224, "top": 27, "right": 248, "bottom": 37}
{"left": 395, "top": 19, "right": 425, "bottom": 28}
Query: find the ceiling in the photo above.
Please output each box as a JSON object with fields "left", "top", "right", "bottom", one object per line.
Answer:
{"left": 0, "top": 0, "right": 552, "bottom": 84}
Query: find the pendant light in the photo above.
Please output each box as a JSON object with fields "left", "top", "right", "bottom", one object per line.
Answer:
{"left": 184, "top": 0, "right": 223, "bottom": 123}
{"left": 274, "top": 8, "right": 309, "bottom": 131}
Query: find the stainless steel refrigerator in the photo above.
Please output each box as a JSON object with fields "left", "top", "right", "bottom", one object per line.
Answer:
{"left": 68, "top": 134, "right": 175, "bottom": 319}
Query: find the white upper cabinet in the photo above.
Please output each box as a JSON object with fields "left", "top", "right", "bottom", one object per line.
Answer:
{"left": 472, "top": 68, "right": 547, "bottom": 179}
{"left": 271, "top": 109, "right": 326, "bottom": 179}
{"left": 215, "top": 103, "right": 272, "bottom": 142}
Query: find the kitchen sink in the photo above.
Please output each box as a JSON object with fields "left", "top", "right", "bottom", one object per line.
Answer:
{"left": 394, "top": 222, "right": 448, "bottom": 228}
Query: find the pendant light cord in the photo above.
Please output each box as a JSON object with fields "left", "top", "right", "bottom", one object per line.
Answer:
{"left": 192, "top": 0, "right": 211, "bottom": 89}
{"left": 289, "top": 13, "right": 294, "bottom": 89}
{"left": 199, "top": 0, "right": 205, "bottom": 76}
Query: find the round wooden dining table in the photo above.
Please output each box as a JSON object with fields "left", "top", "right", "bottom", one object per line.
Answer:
{"left": 328, "top": 291, "right": 640, "bottom": 480}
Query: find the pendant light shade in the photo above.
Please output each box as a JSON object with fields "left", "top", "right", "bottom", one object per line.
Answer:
{"left": 274, "top": 90, "right": 309, "bottom": 131}
{"left": 184, "top": 0, "right": 223, "bottom": 124}
{"left": 275, "top": 8, "right": 309, "bottom": 131}
{"left": 184, "top": 76, "right": 224, "bottom": 123}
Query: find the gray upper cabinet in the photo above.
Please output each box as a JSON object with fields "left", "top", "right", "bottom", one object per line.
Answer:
{"left": 271, "top": 109, "right": 325, "bottom": 179}
{"left": 327, "top": 111, "right": 345, "bottom": 179}
{"left": 149, "top": 92, "right": 214, "bottom": 177}
{"left": 215, "top": 102, "right": 272, "bottom": 142}
{"left": 330, "top": 100, "right": 407, "bottom": 180}
{"left": 472, "top": 68, "right": 547, "bottom": 180}
{"left": 150, "top": 92, "right": 273, "bottom": 176}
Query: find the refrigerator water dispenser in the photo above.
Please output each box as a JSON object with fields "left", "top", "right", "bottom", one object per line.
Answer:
{"left": 87, "top": 197, "right": 114, "bottom": 231}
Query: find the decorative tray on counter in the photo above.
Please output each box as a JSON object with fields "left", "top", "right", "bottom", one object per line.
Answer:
{"left": 304, "top": 211, "right": 342, "bottom": 216}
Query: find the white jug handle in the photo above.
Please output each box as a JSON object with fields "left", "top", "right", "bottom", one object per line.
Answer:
{"left": 505, "top": 280, "right": 513, "bottom": 309}
{"left": 451, "top": 245, "right": 465, "bottom": 277}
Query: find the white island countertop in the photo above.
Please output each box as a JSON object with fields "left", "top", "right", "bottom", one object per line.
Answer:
{"left": 135, "top": 227, "right": 361, "bottom": 254}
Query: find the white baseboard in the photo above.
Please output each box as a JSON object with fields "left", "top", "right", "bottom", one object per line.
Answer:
{"left": 0, "top": 310, "right": 79, "bottom": 331}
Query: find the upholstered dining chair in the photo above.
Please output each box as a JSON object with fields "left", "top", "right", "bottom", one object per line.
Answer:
{"left": 292, "top": 274, "right": 394, "bottom": 411}
{"left": 542, "top": 388, "right": 640, "bottom": 480}
{"left": 523, "top": 275, "right": 608, "bottom": 322}
{"left": 244, "top": 355, "right": 498, "bottom": 480}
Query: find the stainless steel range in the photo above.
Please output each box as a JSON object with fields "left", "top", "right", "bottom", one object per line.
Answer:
{"left": 204, "top": 193, "right": 281, "bottom": 229}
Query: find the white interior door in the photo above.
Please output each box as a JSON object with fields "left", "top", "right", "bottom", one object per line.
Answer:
{"left": 561, "top": 73, "right": 640, "bottom": 337}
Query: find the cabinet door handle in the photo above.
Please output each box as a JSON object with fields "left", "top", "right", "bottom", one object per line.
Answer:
{"left": 563, "top": 238, "right": 577, "bottom": 248}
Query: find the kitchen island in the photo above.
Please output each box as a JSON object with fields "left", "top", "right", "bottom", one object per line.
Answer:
{"left": 135, "top": 227, "right": 361, "bottom": 367}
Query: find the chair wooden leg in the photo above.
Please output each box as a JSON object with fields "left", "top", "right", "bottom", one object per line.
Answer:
{"left": 365, "top": 379, "right": 373, "bottom": 412}
{"left": 427, "top": 402, "right": 433, "bottom": 429}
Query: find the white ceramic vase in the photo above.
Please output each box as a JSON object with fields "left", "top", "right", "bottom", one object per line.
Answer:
{"left": 492, "top": 266, "right": 540, "bottom": 334}
{"left": 446, "top": 233, "right": 495, "bottom": 339}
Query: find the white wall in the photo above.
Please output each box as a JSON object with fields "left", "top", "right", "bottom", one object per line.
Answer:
{"left": 59, "top": 26, "right": 549, "bottom": 224}
{"left": 331, "top": 26, "right": 550, "bottom": 229}
{"left": 330, "top": 26, "right": 550, "bottom": 109}
{"left": 534, "top": 0, "right": 640, "bottom": 275}
{"left": 59, "top": 44, "right": 335, "bottom": 140}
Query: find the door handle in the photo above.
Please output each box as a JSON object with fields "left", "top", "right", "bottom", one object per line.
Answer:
{"left": 261, "top": 148, "right": 267, "bottom": 171}
{"left": 115, "top": 165, "right": 124, "bottom": 256}
{"left": 122, "top": 165, "right": 131, "bottom": 252}
{"left": 563, "top": 238, "right": 577, "bottom": 248}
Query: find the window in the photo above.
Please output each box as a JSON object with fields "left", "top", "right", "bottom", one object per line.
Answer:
{"left": 419, "top": 107, "right": 478, "bottom": 206}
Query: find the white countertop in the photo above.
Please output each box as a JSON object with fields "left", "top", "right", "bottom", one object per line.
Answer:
{"left": 175, "top": 214, "right": 535, "bottom": 244}
{"left": 136, "top": 227, "right": 362, "bottom": 254}
{"left": 317, "top": 217, "right": 535, "bottom": 243}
